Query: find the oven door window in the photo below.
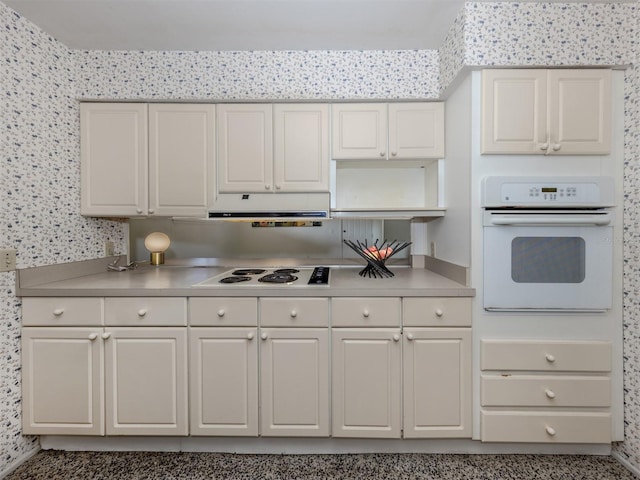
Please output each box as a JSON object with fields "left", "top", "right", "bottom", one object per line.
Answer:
{"left": 511, "top": 237, "right": 586, "bottom": 283}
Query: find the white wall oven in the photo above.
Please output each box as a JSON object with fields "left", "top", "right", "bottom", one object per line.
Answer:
{"left": 482, "top": 176, "right": 615, "bottom": 312}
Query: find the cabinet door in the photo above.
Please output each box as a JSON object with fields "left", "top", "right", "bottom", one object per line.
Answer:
{"left": 22, "top": 327, "right": 104, "bottom": 435}
{"left": 403, "top": 328, "right": 471, "bottom": 438}
{"left": 81, "top": 103, "right": 148, "bottom": 216}
{"left": 217, "top": 104, "right": 273, "bottom": 193}
{"left": 547, "top": 69, "right": 611, "bottom": 154}
{"left": 260, "top": 328, "right": 329, "bottom": 436}
{"left": 104, "top": 327, "right": 188, "bottom": 435}
{"left": 274, "top": 104, "right": 329, "bottom": 192}
{"left": 481, "top": 70, "right": 547, "bottom": 154}
{"left": 189, "top": 327, "right": 258, "bottom": 436}
{"left": 332, "top": 328, "right": 402, "bottom": 438}
{"left": 331, "top": 104, "right": 387, "bottom": 160}
{"left": 388, "top": 103, "right": 445, "bottom": 159}
{"left": 148, "top": 104, "right": 215, "bottom": 216}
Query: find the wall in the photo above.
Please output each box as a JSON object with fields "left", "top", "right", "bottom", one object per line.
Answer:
{"left": 1, "top": 0, "right": 640, "bottom": 475}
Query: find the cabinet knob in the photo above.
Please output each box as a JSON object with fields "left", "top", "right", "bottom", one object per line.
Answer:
{"left": 545, "top": 353, "right": 556, "bottom": 363}
{"left": 88, "top": 333, "right": 98, "bottom": 341}
{"left": 137, "top": 309, "right": 148, "bottom": 317}
{"left": 247, "top": 332, "right": 255, "bottom": 341}
{"left": 362, "top": 310, "right": 370, "bottom": 318}
{"left": 545, "top": 389, "right": 556, "bottom": 399}
{"left": 261, "top": 332, "right": 268, "bottom": 340}
{"left": 379, "top": 152, "right": 385, "bottom": 157}
{"left": 391, "top": 151, "right": 397, "bottom": 157}
{"left": 393, "top": 334, "right": 400, "bottom": 342}
{"left": 290, "top": 310, "right": 297, "bottom": 318}
{"left": 407, "top": 333, "right": 414, "bottom": 341}
{"left": 545, "top": 425, "right": 556, "bottom": 437}
{"left": 148, "top": 209, "right": 155, "bottom": 214}
{"left": 52, "top": 308, "right": 64, "bottom": 316}
{"left": 275, "top": 184, "right": 282, "bottom": 190}
{"left": 217, "top": 309, "right": 225, "bottom": 318}
{"left": 265, "top": 184, "right": 271, "bottom": 190}
{"left": 136, "top": 208, "right": 143, "bottom": 214}
{"left": 539, "top": 143, "right": 549, "bottom": 152}
{"left": 101, "top": 332, "right": 111, "bottom": 340}
{"left": 552, "top": 144, "right": 561, "bottom": 152}
{"left": 435, "top": 308, "right": 444, "bottom": 317}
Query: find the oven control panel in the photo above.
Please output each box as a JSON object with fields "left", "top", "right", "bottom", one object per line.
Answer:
{"left": 482, "top": 176, "right": 615, "bottom": 207}
{"left": 308, "top": 266, "right": 330, "bottom": 285}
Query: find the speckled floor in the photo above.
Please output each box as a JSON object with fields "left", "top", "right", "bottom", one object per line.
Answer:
{"left": 5, "top": 451, "right": 638, "bottom": 480}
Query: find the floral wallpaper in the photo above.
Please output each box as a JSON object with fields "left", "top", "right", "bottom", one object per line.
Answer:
{"left": 1, "top": 0, "right": 640, "bottom": 476}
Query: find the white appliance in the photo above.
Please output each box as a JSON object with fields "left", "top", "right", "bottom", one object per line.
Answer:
{"left": 482, "top": 176, "right": 615, "bottom": 312}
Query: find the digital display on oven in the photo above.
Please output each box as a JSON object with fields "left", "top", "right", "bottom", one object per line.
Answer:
{"left": 541, "top": 187, "right": 557, "bottom": 193}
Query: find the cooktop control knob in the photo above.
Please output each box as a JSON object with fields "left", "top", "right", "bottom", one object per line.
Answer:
{"left": 308, "top": 266, "right": 330, "bottom": 285}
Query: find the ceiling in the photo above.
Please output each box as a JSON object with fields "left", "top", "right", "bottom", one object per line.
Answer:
{"left": 3, "top": 0, "right": 631, "bottom": 52}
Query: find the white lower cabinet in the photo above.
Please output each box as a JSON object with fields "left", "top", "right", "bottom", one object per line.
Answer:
{"left": 189, "top": 327, "right": 259, "bottom": 436}
{"left": 260, "top": 328, "right": 329, "bottom": 436}
{"left": 332, "top": 328, "right": 402, "bottom": 438}
{"left": 403, "top": 328, "right": 471, "bottom": 438}
{"left": 480, "top": 339, "right": 612, "bottom": 443}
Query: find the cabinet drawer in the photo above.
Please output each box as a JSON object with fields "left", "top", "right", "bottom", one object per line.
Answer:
{"left": 481, "top": 375, "right": 611, "bottom": 407}
{"left": 481, "top": 411, "right": 611, "bottom": 443}
{"left": 331, "top": 298, "right": 401, "bottom": 327}
{"left": 481, "top": 340, "right": 611, "bottom": 372}
{"left": 189, "top": 297, "right": 257, "bottom": 326}
{"left": 403, "top": 298, "right": 471, "bottom": 327}
{"left": 105, "top": 298, "right": 186, "bottom": 326}
{"left": 260, "top": 298, "right": 328, "bottom": 327}
{"left": 22, "top": 297, "right": 103, "bottom": 326}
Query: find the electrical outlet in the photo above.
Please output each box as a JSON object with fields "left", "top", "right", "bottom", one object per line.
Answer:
{"left": 105, "top": 241, "right": 115, "bottom": 256}
{"left": 0, "top": 248, "right": 17, "bottom": 272}
{"left": 430, "top": 242, "right": 436, "bottom": 257}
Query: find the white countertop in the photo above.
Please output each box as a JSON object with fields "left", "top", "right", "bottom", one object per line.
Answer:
{"left": 16, "top": 258, "right": 474, "bottom": 298}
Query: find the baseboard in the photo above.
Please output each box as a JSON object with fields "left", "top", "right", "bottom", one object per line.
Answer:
{"left": 0, "top": 447, "right": 40, "bottom": 480}
{"left": 611, "top": 451, "right": 640, "bottom": 477}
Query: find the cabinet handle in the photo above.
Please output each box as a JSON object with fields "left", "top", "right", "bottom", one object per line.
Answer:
{"left": 136, "top": 208, "right": 143, "bottom": 214}
{"left": 247, "top": 332, "right": 255, "bottom": 341}
{"left": 275, "top": 184, "right": 282, "bottom": 190}
{"left": 137, "top": 309, "right": 147, "bottom": 317}
{"left": 545, "top": 425, "right": 556, "bottom": 437}
{"left": 290, "top": 310, "right": 297, "bottom": 318}
{"left": 393, "top": 334, "right": 400, "bottom": 342}
{"left": 545, "top": 353, "right": 556, "bottom": 363}
{"left": 362, "top": 310, "right": 370, "bottom": 318}
{"left": 545, "top": 389, "right": 556, "bottom": 399}
{"left": 407, "top": 333, "right": 414, "bottom": 341}
{"left": 148, "top": 209, "right": 155, "bottom": 214}
{"left": 539, "top": 142, "right": 549, "bottom": 152}
{"left": 435, "top": 308, "right": 444, "bottom": 317}
{"left": 52, "top": 308, "right": 64, "bottom": 316}
{"left": 379, "top": 152, "right": 385, "bottom": 157}
{"left": 217, "top": 309, "right": 225, "bottom": 318}
{"left": 101, "top": 332, "right": 111, "bottom": 340}
{"left": 552, "top": 144, "right": 561, "bottom": 152}
{"left": 261, "top": 332, "right": 268, "bottom": 340}
{"left": 265, "top": 184, "right": 271, "bottom": 190}
{"left": 391, "top": 151, "right": 397, "bottom": 157}
{"left": 88, "top": 333, "right": 98, "bottom": 341}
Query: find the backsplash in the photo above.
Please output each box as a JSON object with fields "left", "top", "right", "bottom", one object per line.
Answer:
{"left": 2, "top": 0, "right": 640, "bottom": 475}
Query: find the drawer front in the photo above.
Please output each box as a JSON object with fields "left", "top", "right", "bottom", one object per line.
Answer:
{"left": 189, "top": 297, "right": 257, "bottom": 326}
{"left": 403, "top": 297, "right": 471, "bottom": 327}
{"left": 22, "top": 297, "right": 103, "bottom": 326}
{"left": 105, "top": 298, "right": 186, "bottom": 326}
{"left": 331, "top": 298, "right": 401, "bottom": 327}
{"left": 481, "top": 375, "right": 611, "bottom": 407}
{"left": 481, "top": 340, "right": 611, "bottom": 372}
{"left": 481, "top": 411, "right": 611, "bottom": 443}
{"left": 260, "top": 298, "right": 329, "bottom": 327}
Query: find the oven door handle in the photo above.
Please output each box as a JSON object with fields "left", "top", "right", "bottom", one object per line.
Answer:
{"left": 489, "top": 212, "right": 613, "bottom": 226}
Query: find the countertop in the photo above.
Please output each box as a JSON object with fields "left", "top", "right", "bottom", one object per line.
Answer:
{"left": 16, "top": 257, "right": 475, "bottom": 298}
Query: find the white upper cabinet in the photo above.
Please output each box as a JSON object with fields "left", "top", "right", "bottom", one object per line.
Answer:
{"left": 217, "top": 104, "right": 329, "bottom": 193}
{"left": 81, "top": 103, "right": 215, "bottom": 217}
{"left": 331, "top": 103, "right": 444, "bottom": 160}
{"left": 481, "top": 69, "right": 611, "bottom": 155}
{"left": 148, "top": 104, "right": 215, "bottom": 216}
{"left": 81, "top": 103, "right": 148, "bottom": 216}
{"left": 273, "top": 104, "right": 330, "bottom": 192}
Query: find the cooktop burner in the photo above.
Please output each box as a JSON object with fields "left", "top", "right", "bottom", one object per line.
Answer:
{"left": 193, "top": 266, "right": 330, "bottom": 287}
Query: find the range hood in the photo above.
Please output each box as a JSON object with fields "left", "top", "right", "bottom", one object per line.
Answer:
{"left": 208, "top": 192, "right": 330, "bottom": 221}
